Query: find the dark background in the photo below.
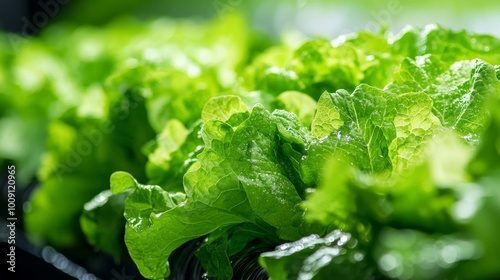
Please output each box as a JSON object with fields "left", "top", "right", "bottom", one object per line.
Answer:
{"left": 0, "top": 0, "right": 216, "bottom": 35}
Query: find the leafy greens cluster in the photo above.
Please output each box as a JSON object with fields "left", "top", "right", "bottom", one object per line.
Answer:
{"left": 2, "top": 17, "right": 500, "bottom": 280}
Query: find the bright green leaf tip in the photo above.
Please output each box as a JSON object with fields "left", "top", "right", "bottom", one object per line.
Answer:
{"left": 110, "top": 171, "right": 138, "bottom": 194}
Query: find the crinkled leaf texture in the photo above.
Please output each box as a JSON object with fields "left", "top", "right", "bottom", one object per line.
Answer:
{"left": 301, "top": 84, "right": 439, "bottom": 185}
{"left": 386, "top": 56, "right": 500, "bottom": 145}
{"left": 66, "top": 24, "right": 500, "bottom": 280}
{"left": 121, "top": 97, "right": 316, "bottom": 279}
{"left": 124, "top": 56, "right": 500, "bottom": 279}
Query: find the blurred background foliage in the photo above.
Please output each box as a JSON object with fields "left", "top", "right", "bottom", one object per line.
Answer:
{"left": 1, "top": 0, "right": 500, "bottom": 36}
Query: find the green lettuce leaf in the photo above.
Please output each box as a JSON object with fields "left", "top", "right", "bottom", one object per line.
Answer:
{"left": 302, "top": 85, "right": 400, "bottom": 184}
{"left": 195, "top": 230, "right": 233, "bottom": 280}
{"left": 468, "top": 94, "right": 500, "bottom": 178}
{"left": 6, "top": 21, "right": 500, "bottom": 280}
{"left": 304, "top": 131, "right": 472, "bottom": 235}
{"left": 390, "top": 24, "right": 500, "bottom": 65}
{"left": 122, "top": 99, "right": 314, "bottom": 278}
{"left": 272, "top": 91, "right": 317, "bottom": 127}
{"left": 386, "top": 56, "right": 500, "bottom": 144}
{"left": 260, "top": 230, "right": 376, "bottom": 280}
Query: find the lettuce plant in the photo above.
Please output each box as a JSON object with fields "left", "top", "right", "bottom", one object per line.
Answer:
{"left": 103, "top": 24, "right": 500, "bottom": 279}
{"left": 1, "top": 17, "right": 499, "bottom": 279}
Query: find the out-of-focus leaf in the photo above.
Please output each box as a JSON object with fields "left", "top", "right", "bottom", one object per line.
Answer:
{"left": 374, "top": 228, "right": 477, "bottom": 280}
{"left": 260, "top": 230, "right": 375, "bottom": 280}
